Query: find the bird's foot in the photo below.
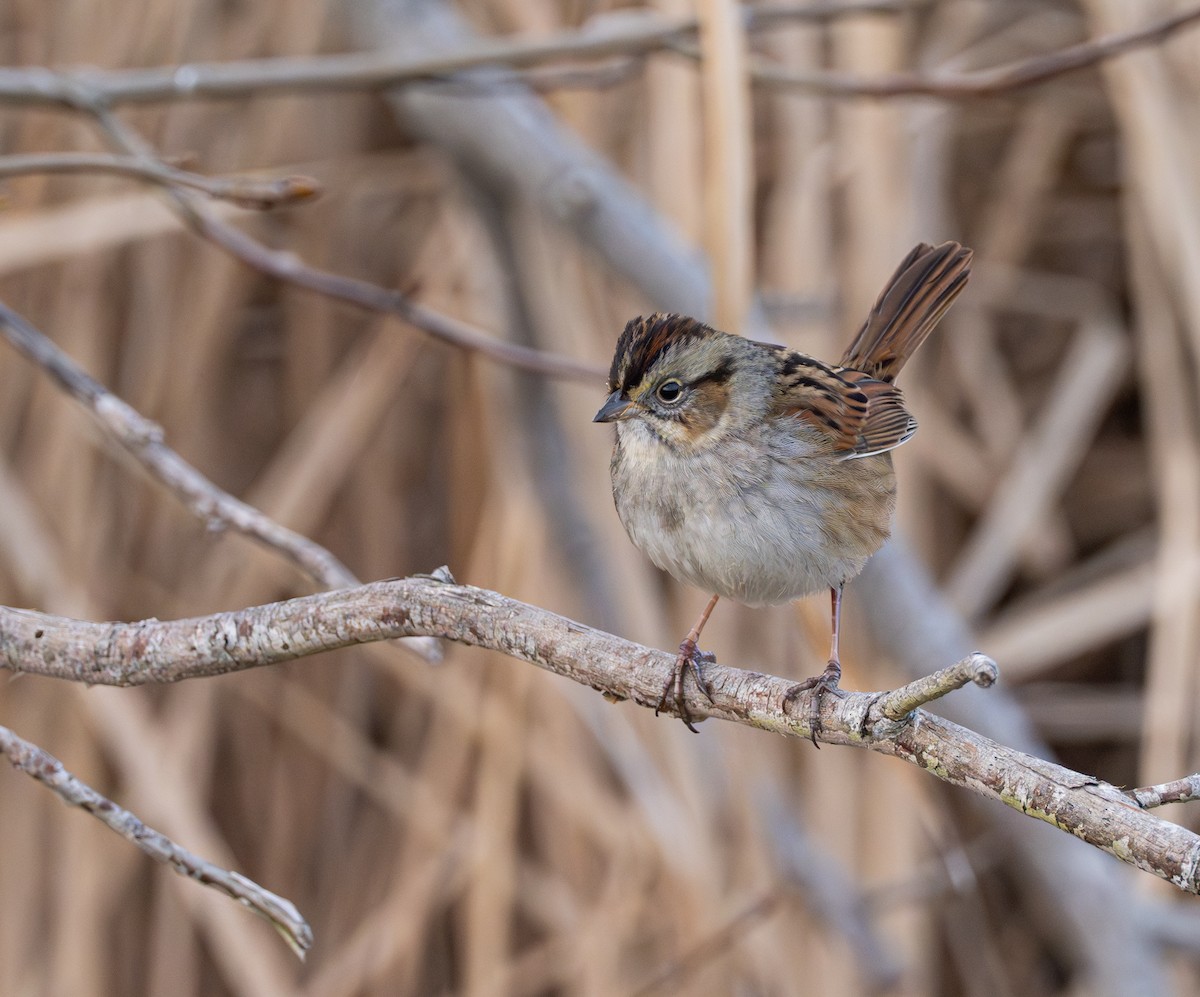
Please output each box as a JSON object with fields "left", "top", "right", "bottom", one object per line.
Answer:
{"left": 784, "top": 659, "right": 843, "bottom": 748}
{"left": 656, "top": 637, "right": 716, "bottom": 733}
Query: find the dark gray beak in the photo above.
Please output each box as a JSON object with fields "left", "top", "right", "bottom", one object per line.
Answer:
{"left": 593, "top": 391, "right": 634, "bottom": 423}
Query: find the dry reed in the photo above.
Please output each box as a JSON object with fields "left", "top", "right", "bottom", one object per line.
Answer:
{"left": 2, "top": 1, "right": 1200, "bottom": 994}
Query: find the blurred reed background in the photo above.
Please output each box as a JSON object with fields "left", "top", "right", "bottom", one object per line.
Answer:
{"left": 2, "top": 0, "right": 1200, "bottom": 994}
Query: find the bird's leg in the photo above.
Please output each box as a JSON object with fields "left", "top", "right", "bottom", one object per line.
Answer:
{"left": 785, "top": 583, "right": 845, "bottom": 746}
{"left": 657, "top": 593, "right": 719, "bottom": 732}
{"left": 825, "top": 582, "right": 844, "bottom": 688}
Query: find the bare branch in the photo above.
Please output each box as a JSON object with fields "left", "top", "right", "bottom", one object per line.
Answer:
{"left": 12, "top": 6, "right": 1192, "bottom": 392}
{"left": 0, "top": 271, "right": 441, "bottom": 662}
{"left": 0, "top": 152, "right": 319, "bottom": 208}
{"left": 3, "top": 573, "right": 1199, "bottom": 895}
{"left": 876, "top": 652, "right": 997, "bottom": 720}
{"left": 1128, "top": 776, "right": 1200, "bottom": 809}
{"left": 75, "top": 107, "right": 605, "bottom": 382}
{"left": 0, "top": 14, "right": 698, "bottom": 107}
{"left": 183, "top": 208, "right": 604, "bottom": 381}
{"left": 729, "top": 4, "right": 1200, "bottom": 98}
{"left": 48, "top": 5, "right": 1195, "bottom": 389}
{"left": 0, "top": 298, "right": 360, "bottom": 591}
{"left": 0, "top": 3, "right": 1194, "bottom": 109}
{"left": 0, "top": 3, "right": 899, "bottom": 107}
{"left": 0, "top": 722, "right": 312, "bottom": 959}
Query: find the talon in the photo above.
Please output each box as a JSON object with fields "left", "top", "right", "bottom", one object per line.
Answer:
{"left": 655, "top": 594, "right": 721, "bottom": 731}
{"left": 785, "top": 659, "right": 843, "bottom": 747}
{"left": 656, "top": 639, "right": 715, "bottom": 732}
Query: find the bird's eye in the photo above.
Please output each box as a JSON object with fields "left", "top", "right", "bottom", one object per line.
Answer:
{"left": 656, "top": 379, "right": 684, "bottom": 404}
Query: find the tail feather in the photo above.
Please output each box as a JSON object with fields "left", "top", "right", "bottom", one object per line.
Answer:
{"left": 839, "top": 241, "right": 973, "bottom": 382}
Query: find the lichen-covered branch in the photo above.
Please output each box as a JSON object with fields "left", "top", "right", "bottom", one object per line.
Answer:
{"left": 3, "top": 572, "right": 1198, "bottom": 895}
{"left": 876, "top": 652, "right": 998, "bottom": 720}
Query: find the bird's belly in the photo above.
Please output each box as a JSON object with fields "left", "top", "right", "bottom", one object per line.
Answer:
{"left": 612, "top": 435, "right": 896, "bottom": 606}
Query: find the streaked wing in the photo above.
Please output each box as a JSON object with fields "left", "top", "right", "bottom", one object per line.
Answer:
{"left": 765, "top": 346, "right": 916, "bottom": 458}
{"left": 837, "top": 368, "right": 917, "bottom": 457}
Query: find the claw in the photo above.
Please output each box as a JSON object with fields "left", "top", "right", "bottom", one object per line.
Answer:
{"left": 784, "top": 659, "right": 842, "bottom": 747}
{"left": 656, "top": 639, "right": 716, "bottom": 732}
{"left": 655, "top": 594, "right": 721, "bottom": 731}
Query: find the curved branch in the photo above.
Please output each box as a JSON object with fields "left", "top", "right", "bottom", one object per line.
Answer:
{"left": 3, "top": 572, "right": 1199, "bottom": 895}
{"left": 182, "top": 207, "right": 604, "bottom": 382}
{"left": 73, "top": 107, "right": 605, "bottom": 383}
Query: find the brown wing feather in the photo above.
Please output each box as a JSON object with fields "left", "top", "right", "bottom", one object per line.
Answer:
{"left": 767, "top": 358, "right": 915, "bottom": 457}
{"left": 759, "top": 353, "right": 856, "bottom": 454}
{"left": 837, "top": 369, "right": 917, "bottom": 456}
{"left": 839, "top": 241, "right": 973, "bottom": 382}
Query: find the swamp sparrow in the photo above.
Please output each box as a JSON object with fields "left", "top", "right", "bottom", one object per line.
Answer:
{"left": 595, "top": 241, "right": 973, "bottom": 733}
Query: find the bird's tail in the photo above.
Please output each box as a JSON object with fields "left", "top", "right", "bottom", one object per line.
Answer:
{"left": 839, "top": 241, "right": 973, "bottom": 383}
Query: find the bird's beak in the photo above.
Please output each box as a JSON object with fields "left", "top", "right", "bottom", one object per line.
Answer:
{"left": 593, "top": 391, "right": 634, "bottom": 423}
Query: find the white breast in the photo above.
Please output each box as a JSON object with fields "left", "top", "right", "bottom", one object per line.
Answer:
{"left": 610, "top": 420, "right": 895, "bottom": 607}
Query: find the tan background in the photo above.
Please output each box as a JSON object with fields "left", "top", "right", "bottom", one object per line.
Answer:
{"left": 1, "top": 1, "right": 1198, "bottom": 994}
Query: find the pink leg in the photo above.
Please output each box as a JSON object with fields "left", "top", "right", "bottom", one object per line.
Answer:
{"left": 657, "top": 594, "right": 720, "bottom": 732}
{"left": 827, "top": 583, "right": 843, "bottom": 680}
{"left": 785, "top": 583, "right": 845, "bottom": 746}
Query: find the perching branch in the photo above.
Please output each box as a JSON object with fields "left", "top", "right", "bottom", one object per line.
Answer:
{"left": 4, "top": 571, "right": 1200, "bottom": 896}
{"left": 0, "top": 723, "right": 312, "bottom": 959}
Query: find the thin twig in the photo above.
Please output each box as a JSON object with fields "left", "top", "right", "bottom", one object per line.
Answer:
{"left": 737, "top": 4, "right": 1200, "bottom": 97}
{"left": 1128, "top": 776, "right": 1200, "bottom": 809}
{"left": 631, "top": 892, "right": 785, "bottom": 996}
{"left": 876, "top": 652, "right": 998, "bottom": 720}
{"left": 184, "top": 207, "right": 604, "bottom": 381}
{"left": 0, "top": 3, "right": 1193, "bottom": 107}
{"left": 84, "top": 107, "right": 603, "bottom": 382}
{"left": 0, "top": 298, "right": 360, "bottom": 591}
{"left": 520, "top": 57, "right": 644, "bottom": 92}
{"left": 0, "top": 3, "right": 899, "bottom": 107}
{"left": 0, "top": 722, "right": 312, "bottom": 959}
{"left": 2, "top": 573, "right": 1199, "bottom": 895}
{"left": 0, "top": 152, "right": 319, "bottom": 208}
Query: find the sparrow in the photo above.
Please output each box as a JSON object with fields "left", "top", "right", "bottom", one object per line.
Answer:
{"left": 594, "top": 241, "right": 973, "bottom": 733}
